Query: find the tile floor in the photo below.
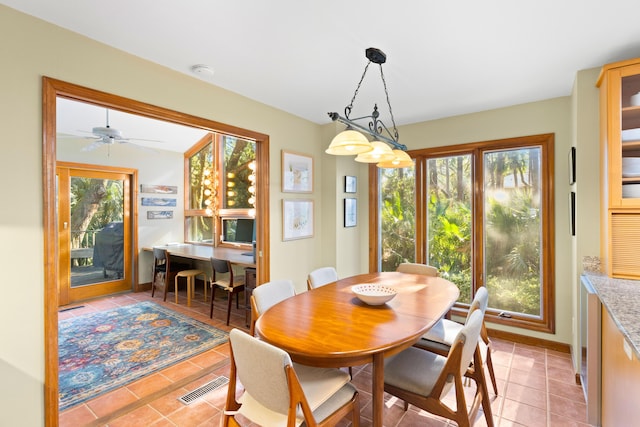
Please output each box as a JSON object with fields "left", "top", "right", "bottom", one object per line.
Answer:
{"left": 58, "top": 287, "right": 593, "bottom": 427}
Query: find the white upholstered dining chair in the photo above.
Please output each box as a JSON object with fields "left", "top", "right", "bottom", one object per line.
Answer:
{"left": 384, "top": 309, "right": 494, "bottom": 427}
{"left": 223, "top": 328, "right": 360, "bottom": 427}
{"left": 396, "top": 262, "right": 439, "bottom": 276}
{"left": 249, "top": 279, "right": 296, "bottom": 336}
{"left": 307, "top": 266, "right": 338, "bottom": 290}
{"left": 414, "top": 286, "right": 498, "bottom": 394}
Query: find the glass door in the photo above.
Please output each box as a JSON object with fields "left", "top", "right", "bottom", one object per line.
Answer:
{"left": 57, "top": 164, "right": 132, "bottom": 305}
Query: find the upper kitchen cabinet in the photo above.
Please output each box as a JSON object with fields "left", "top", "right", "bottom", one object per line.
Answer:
{"left": 598, "top": 58, "right": 640, "bottom": 278}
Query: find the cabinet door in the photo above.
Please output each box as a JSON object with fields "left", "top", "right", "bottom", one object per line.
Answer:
{"left": 601, "top": 306, "right": 640, "bottom": 426}
{"left": 606, "top": 63, "right": 640, "bottom": 208}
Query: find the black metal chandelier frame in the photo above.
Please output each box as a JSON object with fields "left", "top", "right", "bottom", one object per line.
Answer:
{"left": 327, "top": 47, "right": 407, "bottom": 151}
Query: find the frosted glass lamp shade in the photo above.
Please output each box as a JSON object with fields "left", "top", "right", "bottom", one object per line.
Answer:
{"left": 377, "top": 150, "right": 414, "bottom": 168}
{"left": 355, "top": 141, "right": 396, "bottom": 163}
{"left": 326, "top": 129, "right": 372, "bottom": 155}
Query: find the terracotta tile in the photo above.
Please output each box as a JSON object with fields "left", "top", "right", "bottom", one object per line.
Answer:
{"left": 547, "top": 365, "right": 578, "bottom": 384}
{"left": 508, "top": 365, "right": 547, "bottom": 390}
{"left": 166, "top": 400, "right": 218, "bottom": 426}
{"left": 160, "top": 359, "right": 203, "bottom": 382}
{"left": 491, "top": 348, "right": 514, "bottom": 367}
{"left": 549, "top": 411, "right": 592, "bottom": 426}
{"left": 108, "top": 404, "right": 164, "bottom": 427}
{"left": 548, "top": 394, "right": 588, "bottom": 423}
{"left": 86, "top": 386, "right": 138, "bottom": 418}
{"left": 127, "top": 372, "right": 174, "bottom": 399}
{"left": 396, "top": 408, "right": 450, "bottom": 426}
{"left": 149, "top": 387, "right": 191, "bottom": 416}
{"left": 188, "top": 347, "right": 228, "bottom": 369}
{"left": 505, "top": 382, "right": 547, "bottom": 410}
{"left": 149, "top": 418, "right": 177, "bottom": 427}
{"left": 59, "top": 404, "right": 97, "bottom": 427}
{"left": 548, "top": 378, "right": 586, "bottom": 403}
{"left": 501, "top": 398, "right": 548, "bottom": 426}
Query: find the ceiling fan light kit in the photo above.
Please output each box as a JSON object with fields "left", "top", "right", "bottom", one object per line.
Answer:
{"left": 327, "top": 47, "right": 410, "bottom": 169}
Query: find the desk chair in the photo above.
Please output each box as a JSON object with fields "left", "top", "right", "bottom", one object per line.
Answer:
{"left": 151, "top": 247, "right": 190, "bottom": 301}
{"left": 223, "top": 329, "right": 360, "bottom": 427}
{"left": 307, "top": 266, "right": 338, "bottom": 290}
{"left": 414, "top": 286, "right": 498, "bottom": 394}
{"left": 249, "top": 279, "right": 296, "bottom": 336}
{"left": 209, "top": 257, "right": 245, "bottom": 325}
{"left": 384, "top": 310, "right": 494, "bottom": 427}
{"left": 396, "top": 262, "right": 439, "bottom": 276}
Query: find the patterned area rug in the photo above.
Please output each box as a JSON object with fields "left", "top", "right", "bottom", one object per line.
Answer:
{"left": 59, "top": 301, "right": 228, "bottom": 411}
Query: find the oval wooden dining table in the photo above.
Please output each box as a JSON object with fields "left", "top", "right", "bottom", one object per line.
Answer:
{"left": 255, "top": 271, "right": 460, "bottom": 426}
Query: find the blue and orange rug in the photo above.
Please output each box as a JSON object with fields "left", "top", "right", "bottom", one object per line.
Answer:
{"left": 58, "top": 301, "right": 228, "bottom": 411}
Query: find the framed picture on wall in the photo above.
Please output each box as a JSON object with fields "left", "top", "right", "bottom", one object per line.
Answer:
{"left": 282, "top": 150, "right": 313, "bottom": 193}
{"left": 345, "top": 176, "right": 357, "bottom": 193}
{"left": 569, "top": 147, "right": 576, "bottom": 185}
{"left": 344, "top": 198, "right": 357, "bottom": 227}
{"left": 282, "top": 199, "right": 314, "bottom": 240}
{"left": 570, "top": 191, "right": 576, "bottom": 236}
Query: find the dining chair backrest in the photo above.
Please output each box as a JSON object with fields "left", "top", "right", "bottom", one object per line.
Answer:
{"left": 307, "top": 266, "right": 338, "bottom": 290}
{"left": 396, "top": 262, "right": 438, "bottom": 277}
{"left": 383, "top": 309, "right": 492, "bottom": 427}
{"left": 229, "top": 328, "right": 293, "bottom": 415}
{"left": 252, "top": 279, "right": 296, "bottom": 315}
{"left": 250, "top": 279, "right": 296, "bottom": 335}
{"left": 225, "top": 329, "right": 359, "bottom": 427}
{"left": 210, "top": 257, "right": 231, "bottom": 277}
{"left": 153, "top": 247, "right": 167, "bottom": 263}
{"left": 441, "top": 309, "right": 484, "bottom": 396}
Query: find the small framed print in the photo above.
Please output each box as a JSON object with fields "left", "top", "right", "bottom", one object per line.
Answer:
{"left": 569, "top": 147, "right": 576, "bottom": 185}
{"left": 282, "top": 199, "right": 314, "bottom": 240}
{"left": 344, "top": 198, "right": 357, "bottom": 227}
{"left": 147, "top": 210, "right": 173, "bottom": 220}
{"left": 282, "top": 150, "right": 313, "bottom": 193}
{"left": 345, "top": 176, "right": 357, "bottom": 193}
{"left": 570, "top": 191, "right": 576, "bottom": 236}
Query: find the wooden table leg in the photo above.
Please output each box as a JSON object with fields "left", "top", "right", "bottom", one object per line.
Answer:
{"left": 372, "top": 353, "right": 384, "bottom": 426}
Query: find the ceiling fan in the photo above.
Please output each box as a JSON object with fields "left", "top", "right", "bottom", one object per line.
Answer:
{"left": 76, "top": 109, "right": 163, "bottom": 152}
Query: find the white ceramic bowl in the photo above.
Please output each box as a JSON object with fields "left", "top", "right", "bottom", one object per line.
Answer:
{"left": 352, "top": 284, "right": 397, "bottom": 305}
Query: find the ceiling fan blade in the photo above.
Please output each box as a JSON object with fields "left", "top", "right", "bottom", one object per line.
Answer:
{"left": 81, "top": 140, "right": 105, "bottom": 152}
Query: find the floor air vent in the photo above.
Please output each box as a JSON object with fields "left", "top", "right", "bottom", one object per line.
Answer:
{"left": 178, "top": 376, "right": 229, "bottom": 405}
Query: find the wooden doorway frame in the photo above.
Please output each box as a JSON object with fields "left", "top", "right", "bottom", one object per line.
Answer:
{"left": 43, "top": 77, "right": 271, "bottom": 425}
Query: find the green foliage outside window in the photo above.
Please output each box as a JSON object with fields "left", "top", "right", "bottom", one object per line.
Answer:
{"left": 379, "top": 146, "right": 543, "bottom": 317}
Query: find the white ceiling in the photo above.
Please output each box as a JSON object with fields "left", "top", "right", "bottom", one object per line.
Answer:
{"left": 6, "top": 0, "right": 640, "bottom": 150}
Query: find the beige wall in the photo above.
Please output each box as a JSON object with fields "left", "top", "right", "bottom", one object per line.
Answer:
{"left": 0, "top": 4, "right": 602, "bottom": 425}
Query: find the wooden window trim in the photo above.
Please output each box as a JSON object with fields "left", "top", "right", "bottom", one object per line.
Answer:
{"left": 370, "top": 133, "right": 555, "bottom": 333}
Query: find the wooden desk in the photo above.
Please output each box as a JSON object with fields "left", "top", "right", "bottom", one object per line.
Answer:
{"left": 255, "top": 271, "right": 459, "bottom": 427}
{"left": 145, "top": 244, "right": 256, "bottom": 267}
{"left": 144, "top": 244, "right": 256, "bottom": 306}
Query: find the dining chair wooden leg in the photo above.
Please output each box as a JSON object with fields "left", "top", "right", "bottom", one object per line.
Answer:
{"left": 227, "top": 292, "right": 233, "bottom": 325}
{"left": 209, "top": 287, "right": 216, "bottom": 318}
{"left": 486, "top": 348, "right": 499, "bottom": 394}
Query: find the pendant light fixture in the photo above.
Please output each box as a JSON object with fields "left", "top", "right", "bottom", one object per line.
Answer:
{"left": 327, "top": 48, "right": 411, "bottom": 168}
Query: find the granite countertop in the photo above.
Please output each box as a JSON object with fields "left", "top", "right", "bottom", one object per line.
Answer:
{"left": 583, "top": 272, "right": 640, "bottom": 359}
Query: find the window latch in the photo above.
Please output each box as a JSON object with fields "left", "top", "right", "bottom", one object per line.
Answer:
{"left": 498, "top": 311, "right": 512, "bottom": 318}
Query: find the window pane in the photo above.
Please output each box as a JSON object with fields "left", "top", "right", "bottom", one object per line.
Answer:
{"left": 379, "top": 165, "right": 416, "bottom": 271}
{"left": 186, "top": 216, "right": 214, "bottom": 243}
{"left": 426, "top": 155, "right": 473, "bottom": 304}
{"left": 189, "top": 143, "right": 213, "bottom": 210}
{"left": 483, "top": 147, "right": 542, "bottom": 317}
{"left": 223, "top": 136, "right": 256, "bottom": 209}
